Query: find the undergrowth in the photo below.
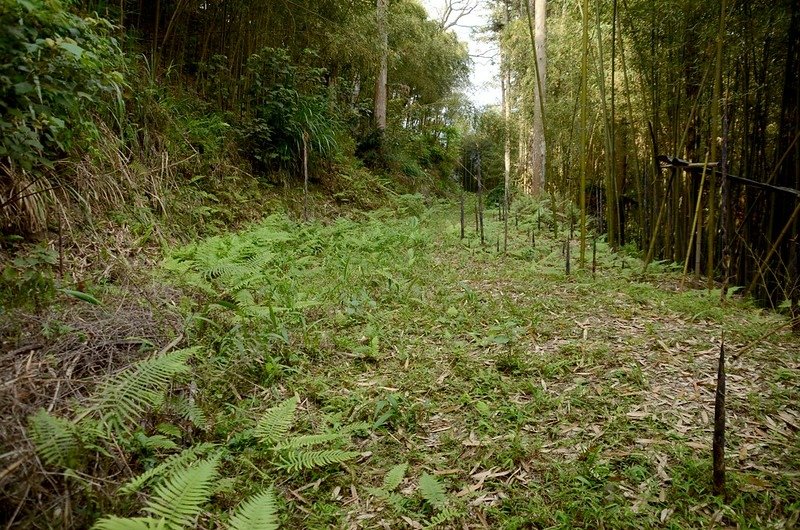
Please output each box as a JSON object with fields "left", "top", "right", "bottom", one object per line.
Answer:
{"left": 6, "top": 197, "right": 800, "bottom": 528}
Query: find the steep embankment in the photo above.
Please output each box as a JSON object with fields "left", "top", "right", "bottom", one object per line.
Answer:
{"left": 3, "top": 198, "right": 798, "bottom": 529}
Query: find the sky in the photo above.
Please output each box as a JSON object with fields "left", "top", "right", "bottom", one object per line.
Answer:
{"left": 419, "top": 0, "right": 501, "bottom": 108}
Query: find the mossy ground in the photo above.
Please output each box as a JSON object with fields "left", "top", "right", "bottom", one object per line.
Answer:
{"left": 164, "top": 198, "right": 800, "bottom": 529}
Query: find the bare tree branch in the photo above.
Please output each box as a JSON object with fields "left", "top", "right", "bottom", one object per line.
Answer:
{"left": 434, "top": 0, "right": 478, "bottom": 31}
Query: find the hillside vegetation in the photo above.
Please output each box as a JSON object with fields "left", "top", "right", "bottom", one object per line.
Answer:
{"left": 2, "top": 0, "right": 800, "bottom": 528}
{"left": 3, "top": 198, "right": 799, "bottom": 528}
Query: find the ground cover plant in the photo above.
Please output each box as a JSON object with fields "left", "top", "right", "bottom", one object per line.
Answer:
{"left": 5, "top": 197, "right": 798, "bottom": 528}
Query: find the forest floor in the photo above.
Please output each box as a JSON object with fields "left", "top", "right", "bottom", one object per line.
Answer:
{"left": 3, "top": 197, "right": 800, "bottom": 529}
{"left": 161, "top": 198, "right": 799, "bottom": 529}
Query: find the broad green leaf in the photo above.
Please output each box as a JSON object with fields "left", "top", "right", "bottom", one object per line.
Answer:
{"left": 59, "top": 42, "right": 84, "bottom": 58}
{"left": 60, "top": 289, "right": 101, "bottom": 305}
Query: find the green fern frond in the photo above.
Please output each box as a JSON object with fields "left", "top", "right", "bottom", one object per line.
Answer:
{"left": 92, "top": 516, "right": 168, "bottom": 530}
{"left": 91, "top": 348, "right": 196, "bottom": 432}
{"left": 226, "top": 488, "right": 279, "bottom": 530}
{"left": 143, "top": 457, "right": 218, "bottom": 528}
{"left": 365, "top": 486, "right": 388, "bottom": 499}
{"left": 135, "top": 433, "right": 179, "bottom": 452}
{"left": 419, "top": 473, "right": 447, "bottom": 511}
{"left": 336, "top": 421, "right": 371, "bottom": 435}
{"left": 277, "top": 449, "right": 359, "bottom": 473}
{"left": 119, "top": 443, "right": 217, "bottom": 495}
{"left": 382, "top": 462, "right": 408, "bottom": 492}
{"left": 424, "top": 508, "right": 460, "bottom": 529}
{"left": 272, "top": 432, "right": 343, "bottom": 450}
{"left": 28, "top": 409, "right": 81, "bottom": 469}
{"left": 171, "top": 396, "right": 208, "bottom": 429}
{"left": 366, "top": 487, "right": 407, "bottom": 512}
{"left": 255, "top": 396, "right": 298, "bottom": 444}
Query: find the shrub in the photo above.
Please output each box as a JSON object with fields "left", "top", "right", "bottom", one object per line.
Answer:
{"left": 0, "top": 0, "right": 124, "bottom": 232}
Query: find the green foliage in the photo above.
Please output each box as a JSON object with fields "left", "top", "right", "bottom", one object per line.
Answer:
{"left": 383, "top": 462, "right": 409, "bottom": 491}
{"left": 94, "top": 457, "right": 219, "bottom": 530}
{"left": 227, "top": 489, "right": 279, "bottom": 530}
{"left": 241, "top": 47, "right": 338, "bottom": 174}
{"left": 424, "top": 507, "right": 461, "bottom": 529}
{"left": 255, "top": 396, "right": 360, "bottom": 472}
{"left": 28, "top": 409, "right": 83, "bottom": 469}
{"left": 59, "top": 288, "right": 102, "bottom": 305}
{"left": 27, "top": 348, "right": 197, "bottom": 483}
{"left": 92, "top": 517, "right": 167, "bottom": 530}
{"left": 119, "top": 443, "right": 218, "bottom": 495}
{"left": 277, "top": 448, "right": 360, "bottom": 473}
{"left": 0, "top": 242, "right": 57, "bottom": 309}
{"left": 0, "top": 0, "right": 124, "bottom": 171}
{"left": 254, "top": 396, "right": 298, "bottom": 445}
{"left": 89, "top": 348, "right": 196, "bottom": 432}
{"left": 418, "top": 473, "right": 448, "bottom": 511}
{"left": 142, "top": 457, "right": 219, "bottom": 528}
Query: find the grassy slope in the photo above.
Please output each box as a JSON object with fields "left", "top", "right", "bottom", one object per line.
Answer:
{"left": 161, "top": 198, "right": 799, "bottom": 529}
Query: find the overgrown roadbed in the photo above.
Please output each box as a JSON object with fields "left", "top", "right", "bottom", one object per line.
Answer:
{"left": 3, "top": 199, "right": 799, "bottom": 528}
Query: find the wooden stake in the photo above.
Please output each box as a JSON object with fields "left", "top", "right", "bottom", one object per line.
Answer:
{"left": 58, "top": 209, "right": 64, "bottom": 280}
{"left": 302, "top": 131, "right": 309, "bottom": 222}
{"left": 565, "top": 239, "right": 571, "bottom": 276}
{"left": 460, "top": 189, "right": 465, "bottom": 240}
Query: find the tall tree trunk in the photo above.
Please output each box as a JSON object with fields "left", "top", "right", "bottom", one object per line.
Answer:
{"left": 707, "top": 0, "right": 727, "bottom": 288}
{"left": 777, "top": 0, "right": 799, "bottom": 321}
{"left": 502, "top": 1, "right": 512, "bottom": 231}
{"left": 374, "top": 0, "right": 389, "bottom": 131}
{"left": 579, "top": 0, "right": 588, "bottom": 267}
{"left": 529, "top": 0, "right": 547, "bottom": 194}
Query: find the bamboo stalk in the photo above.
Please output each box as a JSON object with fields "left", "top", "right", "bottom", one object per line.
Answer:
{"left": 681, "top": 152, "right": 710, "bottom": 288}
{"left": 743, "top": 201, "right": 800, "bottom": 297}
{"left": 579, "top": 0, "right": 588, "bottom": 267}
{"left": 707, "top": 0, "right": 728, "bottom": 289}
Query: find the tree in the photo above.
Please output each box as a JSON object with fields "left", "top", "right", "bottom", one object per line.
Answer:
{"left": 374, "top": 0, "right": 389, "bottom": 131}
{"left": 529, "top": 0, "right": 546, "bottom": 194}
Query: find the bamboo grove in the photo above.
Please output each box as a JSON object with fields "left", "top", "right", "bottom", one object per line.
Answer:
{"left": 463, "top": 0, "right": 799, "bottom": 316}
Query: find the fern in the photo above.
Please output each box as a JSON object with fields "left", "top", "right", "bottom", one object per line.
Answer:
{"left": 142, "top": 456, "right": 218, "bottom": 528}
{"left": 119, "top": 443, "right": 217, "bottom": 495}
{"left": 424, "top": 508, "right": 461, "bottom": 529}
{"left": 254, "top": 396, "right": 298, "bottom": 444}
{"left": 135, "top": 433, "right": 179, "bottom": 452}
{"left": 92, "top": 516, "right": 168, "bottom": 530}
{"left": 226, "top": 489, "right": 279, "bottom": 530}
{"left": 272, "top": 432, "right": 343, "bottom": 450}
{"left": 28, "top": 409, "right": 82, "bottom": 469}
{"left": 366, "top": 487, "right": 408, "bottom": 513}
{"left": 336, "top": 421, "right": 371, "bottom": 435}
{"left": 419, "top": 473, "right": 447, "bottom": 511}
{"left": 90, "top": 348, "right": 196, "bottom": 432}
{"left": 170, "top": 395, "right": 208, "bottom": 429}
{"left": 277, "top": 449, "right": 359, "bottom": 472}
{"left": 383, "top": 462, "right": 408, "bottom": 491}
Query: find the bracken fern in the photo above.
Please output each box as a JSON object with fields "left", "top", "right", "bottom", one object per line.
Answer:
{"left": 141, "top": 456, "right": 219, "bottom": 528}
{"left": 119, "top": 442, "right": 217, "bottom": 495}
{"left": 418, "top": 473, "right": 447, "bottom": 511}
{"left": 226, "top": 489, "right": 279, "bottom": 530}
{"left": 88, "top": 348, "right": 196, "bottom": 433}
{"left": 254, "top": 396, "right": 298, "bottom": 444}
{"left": 28, "top": 409, "right": 83, "bottom": 469}
{"left": 277, "top": 448, "right": 360, "bottom": 473}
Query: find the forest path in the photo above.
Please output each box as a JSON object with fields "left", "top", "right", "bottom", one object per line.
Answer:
{"left": 167, "top": 200, "right": 799, "bottom": 528}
